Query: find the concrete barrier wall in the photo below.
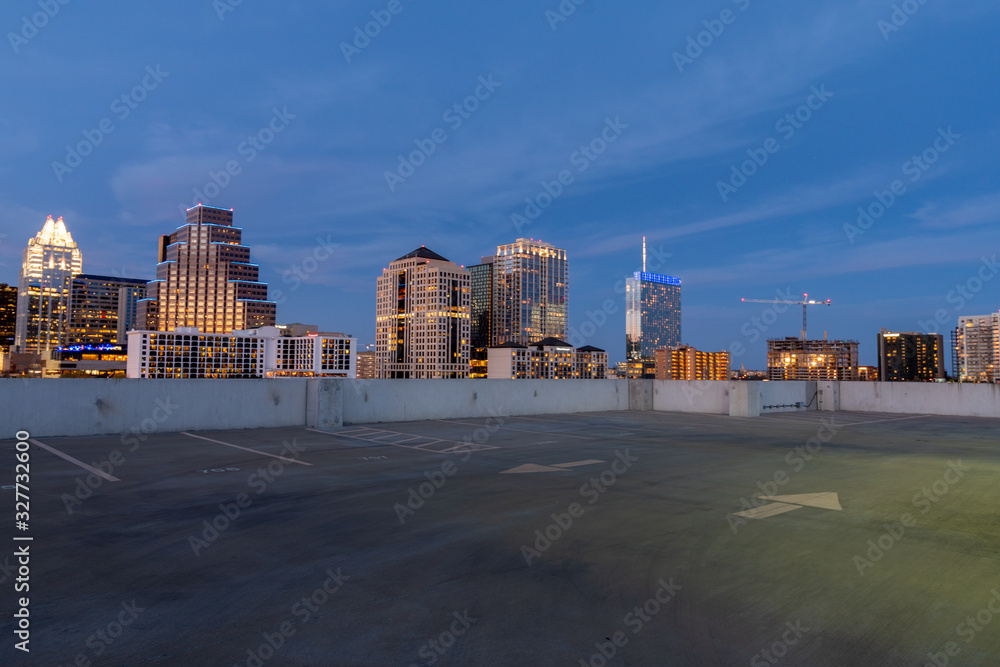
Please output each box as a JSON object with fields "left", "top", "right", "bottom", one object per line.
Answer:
{"left": 340, "top": 379, "right": 630, "bottom": 425}
{"left": 840, "top": 382, "right": 1000, "bottom": 418}
{"left": 3, "top": 378, "right": 999, "bottom": 438}
{"left": 0, "top": 378, "right": 308, "bottom": 438}
{"left": 652, "top": 381, "right": 729, "bottom": 414}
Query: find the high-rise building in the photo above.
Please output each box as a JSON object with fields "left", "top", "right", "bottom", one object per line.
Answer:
{"left": 66, "top": 274, "right": 148, "bottom": 346}
{"left": 15, "top": 216, "right": 83, "bottom": 355}
{"left": 767, "top": 337, "right": 859, "bottom": 381}
{"left": 356, "top": 350, "right": 377, "bottom": 379}
{"left": 955, "top": 313, "right": 999, "bottom": 383}
{"left": 137, "top": 205, "right": 276, "bottom": 334}
{"left": 489, "top": 238, "right": 567, "bottom": 346}
{"left": 626, "top": 240, "right": 681, "bottom": 360}
{"left": 375, "top": 247, "right": 470, "bottom": 379}
{"left": 876, "top": 330, "right": 945, "bottom": 382}
{"left": 0, "top": 283, "right": 16, "bottom": 349}
{"left": 655, "top": 345, "right": 729, "bottom": 381}
{"left": 468, "top": 259, "right": 494, "bottom": 378}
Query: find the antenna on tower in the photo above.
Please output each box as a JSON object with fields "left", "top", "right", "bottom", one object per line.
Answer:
{"left": 642, "top": 236, "right": 646, "bottom": 273}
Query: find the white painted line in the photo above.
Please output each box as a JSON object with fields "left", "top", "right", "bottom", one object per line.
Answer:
{"left": 760, "top": 492, "right": 842, "bottom": 511}
{"left": 839, "top": 415, "right": 931, "bottom": 427}
{"left": 552, "top": 460, "right": 605, "bottom": 468}
{"left": 734, "top": 502, "right": 802, "bottom": 520}
{"left": 30, "top": 439, "right": 120, "bottom": 482}
{"left": 181, "top": 433, "right": 311, "bottom": 466}
{"left": 436, "top": 419, "right": 596, "bottom": 440}
{"left": 308, "top": 427, "right": 498, "bottom": 452}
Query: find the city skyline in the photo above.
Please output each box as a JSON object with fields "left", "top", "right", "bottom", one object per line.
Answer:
{"left": 2, "top": 3, "right": 999, "bottom": 369}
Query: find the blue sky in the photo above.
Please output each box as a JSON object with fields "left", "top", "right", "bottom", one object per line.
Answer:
{"left": 1, "top": 0, "right": 998, "bottom": 368}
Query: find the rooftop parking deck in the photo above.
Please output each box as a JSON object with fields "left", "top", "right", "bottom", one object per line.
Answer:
{"left": 5, "top": 410, "right": 1000, "bottom": 665}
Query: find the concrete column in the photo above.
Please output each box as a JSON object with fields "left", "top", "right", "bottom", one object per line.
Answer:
{"left": 306, "top": 379, "right": 343, "bottom": 429}
{"left": 729, "top": 381, "right": 761, "bottom": 417}
{"left": 628, "top": 379, "right": 653, "bottom": 411}
{"left": 817, "top": 381, "right": 840, "bottom": 411}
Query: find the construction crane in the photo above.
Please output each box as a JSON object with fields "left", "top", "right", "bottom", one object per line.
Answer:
{"left": 741, "top": 293, "right": 831, "bottom": 340}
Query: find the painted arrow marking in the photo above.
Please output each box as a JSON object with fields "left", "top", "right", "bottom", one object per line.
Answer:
{"left": 734, "top": 492, "right": 842, "bottom": 520}
{"left": 500, "top": 459, "right": 604, "bottom": 474}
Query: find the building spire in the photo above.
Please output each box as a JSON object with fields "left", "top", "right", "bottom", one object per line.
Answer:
{"left": 642, "top": 236, "right": 646, "bottom": 273}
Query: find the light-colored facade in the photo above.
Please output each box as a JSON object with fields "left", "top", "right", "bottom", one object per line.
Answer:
{"left": 356, "top": 350, "right": 377, "bottom": 379}
{"left": 489, "top": 239, "right": 567, "bottom": 346}
{"left": 15, "top": 216, "right": 83, "bottom": 355}
{"left": 956, "top": 313, "right": 999, "bottom": 382}
{"left": 376, "top": 247, "right": 470, "bottom": 379}
{"left": 487, "top": 338, "right": 607, "bottom": 379}
{"left": 655, "top": 345, "right": 729, "bottom": 381}
{"left": 127, "top": 326, "right": 355, "bottom": 379}
{"left": 767, "top": 337, "right": 860, "bottom": 381}
{"left": 137, "top": 205, "right": 276, "bottom": 334}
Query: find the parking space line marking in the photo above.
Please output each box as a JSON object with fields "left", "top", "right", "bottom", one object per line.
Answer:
{"left": 435, "top": 418, "right": 596, "bottom": 440}
{"left": 734, "top": 502, "right": 802, "bottom": 519}
{"left": 839, "top": 415, "right": 931, "bottom": 427}
{"left": 180, "top": 433, "right": 311, "bottom": 466}
{"left": 29, "top": 439, "right": 120, "bottom": 482}
{"left": 307, "top": 427, "right": 498, "bottom": 453}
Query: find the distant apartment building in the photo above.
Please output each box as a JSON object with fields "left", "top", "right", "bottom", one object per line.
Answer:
{"left": 767, "top": 337, "right": 860, "bottom": 381}
{"left": 876, "top": 330, "right": 945, "bottom": 382}
{"left": 356, "top": 350, "right": 377, "bottom": 379}
{"left": 66, "top": 274, "right": 148, "bottom": 346}
{"left": 955, "top": 313, "right": 999, "bottom": 382}
{"left": 15, "top": 216, "right": 83, "bottom": 355}
{"left": 375, "top": 247, "right": 470, "bottom": 379}
{"left": 138, "top": 205, "right": 276, "bottom": 334}
{"left": 655, "top": 345, "right": 729, "bottom": 381}
{"left": 490, "top": 238, "right": 568, "bottom": 346}
{"left": 487, "top": 338, "right": 607, "bottom": 379}
{"left": 0, "top": 283, "right": 16, "bottom": 349}
{"left": 127, "top": 326, "right": 355, "bottom": 379}
{"left": 626, "top": 272, "right": 681, "bottom": 361}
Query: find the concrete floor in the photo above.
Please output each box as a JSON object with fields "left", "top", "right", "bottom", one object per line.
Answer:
{"left": 3, "top": 410, "right": 1000, "bottom": 666}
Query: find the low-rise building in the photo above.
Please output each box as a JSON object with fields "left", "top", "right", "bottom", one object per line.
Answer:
{"left": 654, "top": 345, "right": 729, "bottom": 381}
{"left": 767, "top": 337, "right": 860, "bottom": 381}
{"left": 127, "top": 326, "right": 355, "bottom": 379}
{"left": 487, "top": 338, "right": 606, "bottom": 379}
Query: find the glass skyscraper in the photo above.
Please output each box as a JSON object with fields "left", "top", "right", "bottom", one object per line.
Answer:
{"left": 67, "top": 275, "right": 149, "bottom": 346}
{"left": 137, "top": 205, "right": 276, "bottom": 334}
{"left": 626, "top": 271, "right": 681, "bottom": 360}
{"left": 14, "top": 216, "right": 83, "bottom": 354}
{"left": 490, "top": 238, "right": 567, "bottom": 346}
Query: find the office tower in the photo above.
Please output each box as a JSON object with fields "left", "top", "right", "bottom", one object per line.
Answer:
{"left": 655, "top": 345, "right": 729, "bottom": 381}
{"left": 468, "top": 259, "right": 494, "bottom": 378}
{"left": 0, "top": 283, "right": 16, "bottom": 349}
{"left": 66, "top": 274, "right": 148, "bottom": 346}
{"left": 356, "top": 350, "right": 377, "bottom": 379}
{"left": 955, "top": 313, "right": 1000, "bottom": 382}
{"left": 127, "top": 326, "right": 355, "bottom": 379}
{"left": 767, "top": 337, "right": 860, "bottom": 381}
{"left": 490, "top": 238, "right": 567, "bottom": 346}
{"left": 626, "top": 240, "right": 681, "bottom": 360}
{"left": 14, "top": 215, "right": 83, "bottom": 354}
{"left": 137, "top": 205, "right": 275, "bottom": 334}
{"left": 375, "top": 247, "right": 470, "bottom": 379}
{"left": 876, "top": 330, "right": 945, "bottom": 382}
{"left": 487, "top": 338, "right": 607, "bottom": 379}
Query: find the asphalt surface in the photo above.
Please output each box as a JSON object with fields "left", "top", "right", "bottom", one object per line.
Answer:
{"left": 2, "top": 410, "right": 1000, "bottom": 666}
